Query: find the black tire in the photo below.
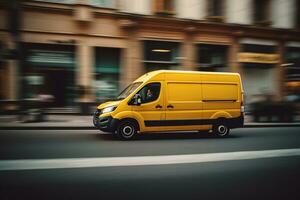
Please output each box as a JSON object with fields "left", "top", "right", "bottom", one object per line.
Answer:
{"left": 213, "top": 121, "right": 230, "bottom": 137}
{"left": 116, "top": 120, "right": 138, "bottom": 140}
{"left": 93, "top": 112, "right": 99, "bottom": 127}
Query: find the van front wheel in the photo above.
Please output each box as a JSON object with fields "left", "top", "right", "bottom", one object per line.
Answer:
{"left": 213, "top": 122, "right": 230, "bottom": 137}
{"left": 117, "top": 120, "right": 137, "bottom": 140}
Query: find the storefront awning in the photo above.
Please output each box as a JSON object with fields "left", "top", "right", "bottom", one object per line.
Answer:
{"left": 239, "top": 38, "right": 277, "bottom": 46}
{"left": 238, "top": 52, "right": 279, "bottom": 64}
{"left": 95, "top": 67, "right": 120, "bottom": 73}
{"left": 27, "top": 50, "right": 74, "bottom": 68}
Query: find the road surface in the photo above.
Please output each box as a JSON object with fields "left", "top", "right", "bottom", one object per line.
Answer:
{"left": 0, "top": 127, "right": 300, "bottom": 199}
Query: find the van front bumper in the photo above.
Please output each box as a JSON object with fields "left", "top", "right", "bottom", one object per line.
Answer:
{"left": 93, "top": 112, "right": 119, "bottom": 132}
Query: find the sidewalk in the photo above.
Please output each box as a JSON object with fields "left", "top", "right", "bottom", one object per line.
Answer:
{"left": 0, "top": 114, "right": 300, "bottom": 130}
{"left": 0, "top": 115, "right": 93, "bottom": 130}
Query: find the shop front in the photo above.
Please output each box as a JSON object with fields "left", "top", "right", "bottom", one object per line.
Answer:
{"left": 0, "top": 41, "right": 4, "bottom": 100}
{"left": 94, "top": 47, "right": 121, "bottom": 102}
{"left": 284, "top": 42, "right": 300, "bottom": 95}
{"left": 24, "top": 44, "right": 75, "bottom": 107}
{"left": 238, "top": 39, "right": 279, "bottom": 104}
{"left": 0, "top": 63, "right": 5, "bottom": 100}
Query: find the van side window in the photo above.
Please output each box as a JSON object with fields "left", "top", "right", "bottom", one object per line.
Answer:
{"left": 137, "top": 82, "right": 161, "bottom": 103}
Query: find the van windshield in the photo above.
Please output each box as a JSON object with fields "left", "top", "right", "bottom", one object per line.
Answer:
{"left": 117, "top": 82, "right": 142, "bottom": 100}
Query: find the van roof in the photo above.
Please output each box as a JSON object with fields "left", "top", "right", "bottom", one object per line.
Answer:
{"left": 152, "top": 70, "right": 239, "bottom": 75}
{"left": 134, "top": 70, "right": 240, "bottom": 83}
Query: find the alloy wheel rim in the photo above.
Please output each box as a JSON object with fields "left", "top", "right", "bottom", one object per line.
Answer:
{"left": 122, "top": 125, "right": 134, "bottom": 137}
{"left": 218, "top": 125, "right": 228, "bottom": 136}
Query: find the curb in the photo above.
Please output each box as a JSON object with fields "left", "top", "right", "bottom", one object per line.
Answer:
{"left": 1, "top": 124, "right": 300, "bottom": 130}
{"left": 244, "top": 124, "right": 300, "bottom": 128}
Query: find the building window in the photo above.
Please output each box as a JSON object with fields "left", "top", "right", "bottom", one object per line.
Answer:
{"left": 90, "top": 0, "right": 116, "bottom": 8}
{"left": 154, "top": 0, "right": 175, "bottom": 15}
{"left": 206, "top": 0, "right": 224, "bottom": 22}
{"left": 296, "top": 0, "right": 300, "bottom": 29}
{"left": 210, "top": 0, "right": 222, "bottom": 16}
{"left": 94, "top": 47, "right": 120, "bottom": 102}
{"left": 24, "top": 44, "right": 76, "bottom": 107}
{"left": 253, "top": 0, "right": 271, "bottom": 25}
{"left": 33, "top": 0, "right": 75, "bottom": 3}
{"left": 242, "top": 44, "right": 276, "bottom": 54}
{"left": 197, "top": 44, "right": 228, "bottom": 72}
{"left": 285, "top": 47, "right": 300, "bottom": 87}
{"left": 143, "top": 40, "right": 180, "bottom": 72}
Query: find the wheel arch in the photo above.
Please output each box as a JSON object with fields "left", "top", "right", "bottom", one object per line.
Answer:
{"left": 114, "top": 111, "right": 144, "bottom": 132}
{"left": 211, "top": 111, "right": 232, "bottom": 120}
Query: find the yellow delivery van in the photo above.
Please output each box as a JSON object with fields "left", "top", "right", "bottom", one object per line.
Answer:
{"left": 93, "top": 70, "right": 244, "bottom": 140}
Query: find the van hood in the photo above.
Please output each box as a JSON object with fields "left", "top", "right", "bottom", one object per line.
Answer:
{"left": 97, "top": 100, "right": 121, "bottom": 110}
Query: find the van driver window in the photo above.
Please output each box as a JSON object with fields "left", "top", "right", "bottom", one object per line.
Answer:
{"left": 138, "top": 83, "right": 161, "bottom": 103}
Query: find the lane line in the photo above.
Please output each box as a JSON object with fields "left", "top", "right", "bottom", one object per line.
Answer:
{"left": 1, "top": 148, "right": 300, "bottom": 171}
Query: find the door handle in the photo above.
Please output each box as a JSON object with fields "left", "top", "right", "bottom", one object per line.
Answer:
{"left": 155, "top": 105, "right": 162, "bottom": 109}
{"left": 167, "top": 104, "right": 174, "bottom": 109}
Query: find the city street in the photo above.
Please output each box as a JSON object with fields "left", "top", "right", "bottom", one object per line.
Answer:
{"left": 2, "top": 1, "right": 300, "bottom": 199}
{"left": 0, "top": 127, "right": 300, "bottom": 199}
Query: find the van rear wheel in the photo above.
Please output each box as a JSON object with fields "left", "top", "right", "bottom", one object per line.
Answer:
{"left": 116, "top": 120, "right": 137, "bottom": 140}
{"left": 213, "top": 122, "right": 230, "bottom": 137}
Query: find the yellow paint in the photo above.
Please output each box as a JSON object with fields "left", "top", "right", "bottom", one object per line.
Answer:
{"left": 238, "top": 52, "right": 279, "bottom": 64}
{"left": 97, "top": 70, "right": 244, "bottom": 133}
{"left": 286, "top": 81, "right": 300, "bottom": 87}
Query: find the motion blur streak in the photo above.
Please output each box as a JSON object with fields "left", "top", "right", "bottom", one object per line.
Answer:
{"left": 1, "top": 148, "right": 300, "bottom": 171}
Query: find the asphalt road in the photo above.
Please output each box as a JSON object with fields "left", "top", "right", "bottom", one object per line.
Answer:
{"left": 0, "top": 127, "right": 300, "bottom": 200}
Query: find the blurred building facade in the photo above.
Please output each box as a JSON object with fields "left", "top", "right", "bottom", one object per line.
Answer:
{"left": 0, "top": 0, "right": 300, "bottom": 107}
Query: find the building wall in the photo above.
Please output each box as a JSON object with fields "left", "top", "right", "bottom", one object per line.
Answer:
{"left": 23, "top": 8, "right": 125, "bottom": 38}
{"left": 175, "top": 0, "right": 207, "bottom": 20}
{"left": 241, "top": 66, "right": 278, "bottom": 102}
{"left": 0, "top": 8, "right": 18, "bottom": 100}
{"left": 226, "top": 0, "right": 252, "bottom": 25}
{"left": 120, "top": 0, "right": 151, "bottom": 15}
{"left": 271, "top": 0, "right": 296, "bottom": 29}
{"left": 0, "top": 0, "right": 299, "bottom": 105}
{"left": 174, "top": 0, "right": 297, "bottom": 28}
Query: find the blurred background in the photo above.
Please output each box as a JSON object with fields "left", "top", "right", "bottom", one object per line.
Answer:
{"left": 0, "top": 0, "right": 299, "bottom": 121}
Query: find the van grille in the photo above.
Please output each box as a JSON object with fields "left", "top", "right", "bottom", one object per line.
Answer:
{"left": 95, "top": 109, "right": 102, "bottom": 116}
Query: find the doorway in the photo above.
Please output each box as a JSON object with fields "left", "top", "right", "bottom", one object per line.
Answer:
{"left": 41, "top": 69, "right": 74, "bottom": 107}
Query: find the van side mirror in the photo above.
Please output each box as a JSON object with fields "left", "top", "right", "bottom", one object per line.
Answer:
{"left": 132, "top": 94, "right": 142, "bottom": 106}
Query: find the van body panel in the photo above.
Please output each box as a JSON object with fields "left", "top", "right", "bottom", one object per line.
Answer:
{"left": 165, "top": 82, "right": 203, "bottom": 118}
{"left": 163, "top": 73, "right": 205, "bottom": 131}
{"left": 165, "top": 73, "right": 202, "bottom": 82}
{"left": 97, "top": 100, "right": 121, "bottom": 110}
{"left": 201, "top": 73, "right": 242, "bottom": 121}
{"left": 112, "top": 111, "right": 135, "bottom": 121}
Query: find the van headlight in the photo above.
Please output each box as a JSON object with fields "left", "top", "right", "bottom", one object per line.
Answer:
{"left": 102, "top": 106, "right": 117, "bottom": 114}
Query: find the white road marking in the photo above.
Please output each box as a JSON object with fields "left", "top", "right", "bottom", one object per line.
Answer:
{"left": 1, "top": 148, "right": 300, "bottom": 171}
